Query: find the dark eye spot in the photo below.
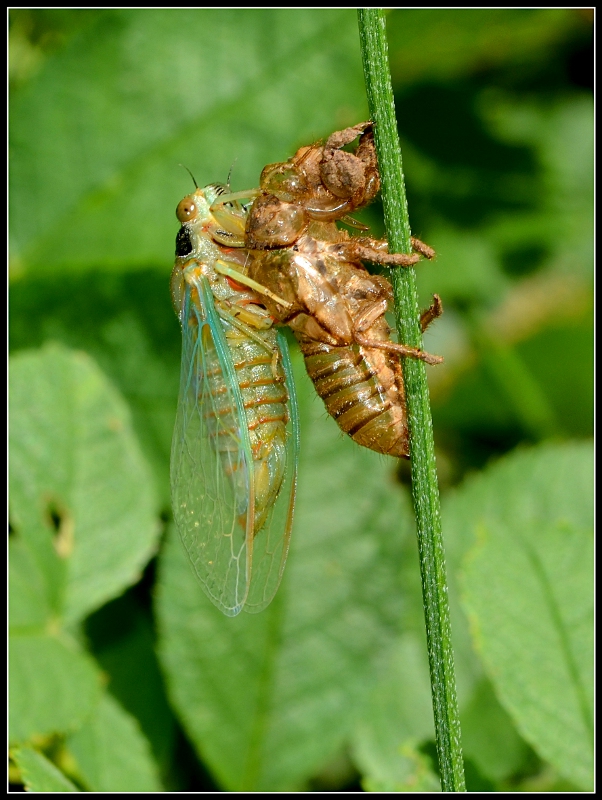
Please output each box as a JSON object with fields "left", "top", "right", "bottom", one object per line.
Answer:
{"left": 176, "top": 227, "right": 193, "bottom": 257}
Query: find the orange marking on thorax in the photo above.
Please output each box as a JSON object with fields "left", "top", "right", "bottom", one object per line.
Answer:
{"left": 226, "top": 276, "right": 248, "bottom": 292}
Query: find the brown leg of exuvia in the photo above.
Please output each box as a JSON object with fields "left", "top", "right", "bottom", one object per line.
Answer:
{"left": 420, "top": 294, "right": 443, "bottom": 333}
{"left": 355, "top": 334, "right": 443, "bottom": 366}
{"left": 410, "top": 237, "right": 436, "bottom": 260}
{"left": 343, "top": 236, "right": 435, "bottom": 268}
{"left": 324, "top": 122, "right": 372, "bottom": 150}
{"left": 345, "top": 243, "right": 421, "bottom": 267}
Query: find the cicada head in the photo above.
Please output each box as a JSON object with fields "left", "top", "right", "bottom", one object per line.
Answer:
{"left": 175, "top": 188, "right": 212, "bottom": 257}
{"left": 176, "top": 184, "right": 246, "bottom": 255}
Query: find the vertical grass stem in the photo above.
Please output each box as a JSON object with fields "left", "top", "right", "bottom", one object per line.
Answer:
{"left": 357, "top": 9, "right": 466, "bottom": 792}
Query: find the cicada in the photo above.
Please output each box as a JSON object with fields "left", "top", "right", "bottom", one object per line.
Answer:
{"left": 170, "top": 182, "right": 299, "bottom": 616}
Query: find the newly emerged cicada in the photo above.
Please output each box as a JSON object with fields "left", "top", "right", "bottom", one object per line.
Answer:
{"left": 170, "top": 182, "right": 299, "bottom": 616}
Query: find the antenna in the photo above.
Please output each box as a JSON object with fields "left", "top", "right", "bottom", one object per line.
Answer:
{"left": 179, "top": 164, "right": 198, "bottom": 189}
{"left": 226, "top": 158, "right": 238, "bottom": 189}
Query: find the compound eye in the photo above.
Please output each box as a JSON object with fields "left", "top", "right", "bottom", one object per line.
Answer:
{"left": 176, "top": 196, "right": 198, "bottom": 223}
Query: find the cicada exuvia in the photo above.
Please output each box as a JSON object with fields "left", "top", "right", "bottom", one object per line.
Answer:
{"left": 170, "top": 182, "right": 299, "bottom": 616}
{"left": 245, "top": 228, "right": 442, "bottom": 457}
{"left": 244, "top": 121, "right": 381, "bottom": 249}
{"left": 212, "top": 123, "right": 443, "bottom": 457}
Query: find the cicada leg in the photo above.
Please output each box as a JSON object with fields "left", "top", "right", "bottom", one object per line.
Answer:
{"left": 323, "top": 121, "right": 374, "bottom": 151}
{"left": 353, "top": 299, "right": 389, "bottom": 334}
{"left": 214, "top": 259, "right": 292, "bottom": 310}
{"left": 420, "top": 294, "right": 443, "bottom": 333}
{"left": 349, "top": 296, "right": 443, "bottom": 364}
{"left": 337, "top": 235, "right": 436, "bottom": 269}
{"left": 355, "top": 293, "right": 444, "bottom": 365}
{"left": 210, "top": 188, "right": 261, "bottom": 208}
{"left": 215, "top": 303, "right": 275, "bottom": 349}
{"left": 410, "top": 237, "right": 436, "bottom": 261}
{"left": 354, "top": 334, "right": 444, "bottom": 366}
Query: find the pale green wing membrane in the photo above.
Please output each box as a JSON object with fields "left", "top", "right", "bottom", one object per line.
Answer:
{"left": 243, "top": 331, "right": 299, "bottom": 614}
{"left": 171, "top": 275, "right": 254, "bottom": 616}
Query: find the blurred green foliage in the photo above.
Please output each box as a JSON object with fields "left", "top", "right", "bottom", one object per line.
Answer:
{"left": 9, "top": 8, "right": 592, "bottom": 792}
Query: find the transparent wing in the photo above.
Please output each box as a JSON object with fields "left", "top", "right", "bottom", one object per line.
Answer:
{"left": 242, "top": 330, "right": 300, "bottom": 614}
{"left": 171, "top": 275, "right": 254, "bottom": 616}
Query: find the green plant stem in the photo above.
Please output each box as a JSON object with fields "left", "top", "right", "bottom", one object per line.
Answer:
{"left": 357, "top": 9, "right": 465, "bottom": 792}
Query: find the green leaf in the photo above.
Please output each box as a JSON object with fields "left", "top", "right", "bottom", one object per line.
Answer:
{"left": 445, "top": 441, "right": 593, "bottom": 789}
{"left": 9, "top": 525, "right": 66, "bottom": 630}
{"left": 481, "top": 95, "right": 594, "bottom": 278}
{"left": 10, "top": 9, "right": 366, "bottom": 276}
{"left": 352, "top": 634, "right": 438, "bottom": 790}
{"left": 9, "top": 344, "right": 161, "bottom": 748}
{"left": 9, "top": 272, "right": 182, "bottom": 511}
{"left": 361, "top": 743, "right": 441, "bottom": 792}
{"left": 386, "top": 9, "right": 585, "bottom": 87}
{"left": 67, "top": 692, "right": 162, "bottom": 792}
{"left": 156, "top": 363, "right": 413, "bottom": 791}
{"left": 9, "top": 633, "right": 102, "bottom": 743}
{"left": 12, "top": 745, "right": 80, "bottom": 792}
{"left": 10, "top": 344, "right": 160, "bottom": 622}
{"left": 86, "top": 593, "right": 177, "bottom": 773}
{"left": 460, "top": 678, "right": 529, "bottom": 782}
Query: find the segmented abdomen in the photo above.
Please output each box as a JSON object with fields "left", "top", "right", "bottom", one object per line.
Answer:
{"left": 299, "top": 336, "right": 409, "bottom": 458}
{"left": 205, "top": 322, "right": 289, "bottom": 532}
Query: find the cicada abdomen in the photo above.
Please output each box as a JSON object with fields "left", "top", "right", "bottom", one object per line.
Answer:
{"left": 170, "top": 183, "right": 299, "bottom": 616}
{"left": 207, "top": 312, "right": 290, "bottom": 533}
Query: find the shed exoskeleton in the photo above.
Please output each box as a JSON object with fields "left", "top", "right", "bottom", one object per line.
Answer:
{"left": 245, "top": 222, "right": 442, "bottom": 457}
{"left": 208, "top": 123, "right": 443, "bottom": 458}
{"left": 245, "top": 121, "right": 380, "bottom": 249}
{"left": 218, "top": 121, "right": 428, "bottom": 270}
